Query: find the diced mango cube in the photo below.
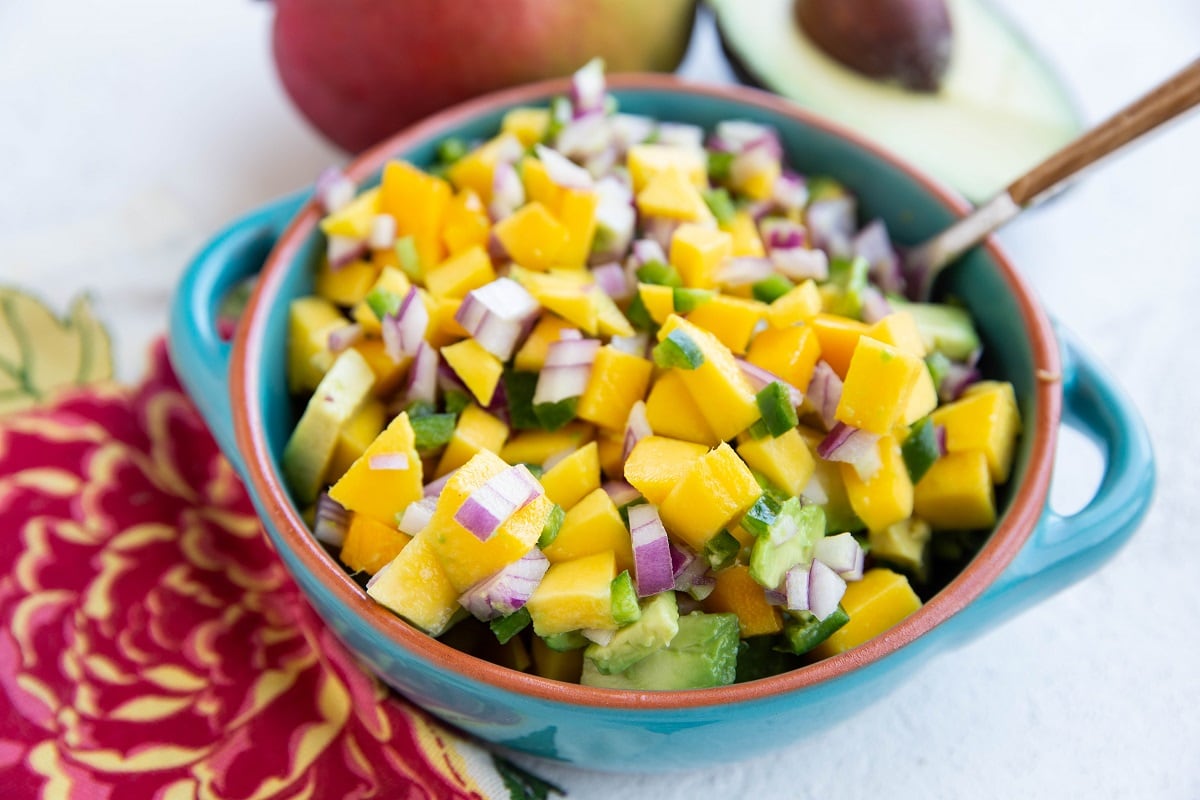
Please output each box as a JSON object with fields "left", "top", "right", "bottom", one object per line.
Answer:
{"left": 913, "top": 450, "right": 996, "bottom": 530}
{"left": 730, "top": 157, "right": 780, "bottom": 202}
{"left": 553, "top": 188, "right": 599, "bottom": 268}
{"left": 901, "top": 364, "right": 938, "bottom": 426}
{"left": 644, "top": 369, "right": 721, "bottom": 446}
{"left": 512, "top": 269, "right": 597, "bottom": 333}
{"left": 435, "top": 404, "right": 509, "bottom": 477}
{"left": 840, "top": 435, "right": 913, "bottom": 532}
{"left": 686, "top": 294, "right": 765, "bottom": 355}
{"left": 660, "top": 443, "right": 763, "bottom": 551}
{"left": 627, "top": 143, "right": 707, "bottom": 192}
{"left": 670, "top": 224, "right": 734, "bottom": 289}
{"left": 340, "top": 513, "right": 412, "bottom": 575}
{"left": 314, "top": 259, "right": 381, "bottom": 307}
{"left": 441, "top": 338, "right": 503, "bottom": 406}
{"left": 810, "top": 568, "right": 922, "bottom": 658}
{"left": 702, "top": 564, "right": 784, "bottom": 637}
{"left": 519, "top": 156, "right": 562, "bottom": 210}
{"left": 328, "top": 412, "right": 424, "bottom": 526}
{"left": 426, "top": 295, "right": 471, "bottom": 348}
{"left": 350, "top": 339, "right": 409, "bottom": 398}
{"left": 366, "top": 532, "right": 459, "bottom": 635}
{"left": 320, "top": 187, "right": 381, "bottom": 239}
{"left": 527, "top": 551, "right": 619, "bottom": 635}
{"left": 446, "top": 133, "right": 521, "bottom": 204}
{"left": 836, "top": 337, "right": 924, "bottom": 435}
{"left": 767, "top": 280, "right": 823, "bottom": 328}
{"left": 637, "top": 283, "right": 676, "bottom": 325}
{"left": 499, "top": 422, "right": 595, "bottom": 466}
{"left": 868, "top": 311, "right": 927, "bottom": 358}
{"left": 737, "top": 428, "right": 815, "bottom": 498}
{"left": 540, "top": 441, "right": 601, "bottom": 510}
{"left": 810, "top": 313, "right": 871, "bottom": 378}
{"left": 591, "top": 289, "right": 635, "bottom": 338}
{"left": 288, "top": 296, "right": 347, "bottom": 393}
{"left": 328, "top": 398, "right": 386, "bottom": 481}
{"left": 501, "top": 106, "right": 551, "bottom": 147}
{"left": 721, "top": 210, "right": 766, "bottom": 258}
{"left": 931, "top": 381, "right": 1021, "bottom": 483}
{"left": 494, "top": 201, "right": 568, "bottom": 271}
{"left": 746, "top": 323, "right": 822, "bottom": 391}
{"left": 542, "top": 488, "right": 634, "bottom": 574}
{"left": 624, "top": 435, "right": 710, "bottom": 505}
{"left": 423, "top": 245, "right": 496, "bottom": 299}
{"left": 658, "top": 315, "right": 761, "bottom": 441}
{"left": 380, "top": 161, "right": 451, "bottom": 274}
{"left": 576, "top": 346, "right": 654, "bottom": 431}
{"left": 596, "top": 428, "right": 626, "bottom": 480}
{"left": 513, "top": 314, "right": 577, "bottom": 372}
{"left": 441, "top": 189, "right": 491, "bottom": 256}
{"left": 636, "top": 168, "right": 715, "bottom": 224}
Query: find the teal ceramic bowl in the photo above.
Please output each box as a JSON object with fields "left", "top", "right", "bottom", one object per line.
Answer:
{"left": 169, "top": 75, "right": 1155, "bottom": 771}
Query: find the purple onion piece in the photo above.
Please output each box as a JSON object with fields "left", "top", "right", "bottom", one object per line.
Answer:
{"left": 806, "top": 361, "right": 844, "bottom": 432}
{"left": 813, "top": 532, "right": 865, "bottom": 580}
{"left": 423, "top": 467, "right": 456, "bottom": 498}
{"left": 737, "top": 359, "right": 803, "bottom": 406}
{"left": 458, "top": 548, "right": 550, "bottom": 621}
{"left": 770, "top": 247, "right": 829, "bottom": 281}
{"left": 817, "top": 422, "right": 882, "bottom": 480}
{"left": 592, "top": 261, "right": 631, "bottom": 300}
{"left": 489, "top": 160, "right": 526, "bottom": 221}
{"left": 622, "top": 401, "right": 652, "bottom": 462}
{"left": 628, "top": 504, "right": 675, "bottom": 597}
{"left": 569, "top": 58, "right": 606, "bottom": 117}
{"left": 807, "top": 558, "right": 847, "bottom": 621}
{"left": 313, "top": 492, "right": 349, "bottom": 547}
{"left": 315, "top": 167, "right": 355, "bottom": 213}
{"left": 602, "top": 480, "right": 641, "bottom": 508}
{"left": 327, "top": 234, "right": 367, "bottom": 269}
{"left": 853, "top": 218, "right": 906, "bottom": 296}
{"left": 716, "top": 256, "right": 775, "bottom": 287}
{"left": 535, "top": 143, "right": 595, "bottom": 189}
{"left": 368, "top": 452, "right": 411, "bottom": 471}
{"left": 455, "top": 277, "right": 540, "bottom": 361}
{"left": 759, "top": 217, "right": 807, "bottom": 251}
{"left": 806, "top": 196, "right": 857, "bottom": 258}
{"left": 368, "top": 214, "right": 397, "bottom": 251}
{"left": 397, "top": 496, "right": 438, "bottom": 536}
{"left": 404, "top": 340, "right": 438, "bottom": 406}
{"left": 860, "top": 285, "right": 894, "bottom": 324}
{"left": 327, "top": 323, "right": 363, "bottom": 354}
{"left": 453, "top": 464, "right": 543, "bottom": 542}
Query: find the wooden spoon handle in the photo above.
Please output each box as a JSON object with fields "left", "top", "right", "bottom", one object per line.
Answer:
{"left": 1007, "top": 57, "right": 1200, "bottom": 206}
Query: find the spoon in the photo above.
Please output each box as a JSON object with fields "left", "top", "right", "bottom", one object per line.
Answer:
{"left": 903, "top": 56, "right": 1200, "bottom": 300}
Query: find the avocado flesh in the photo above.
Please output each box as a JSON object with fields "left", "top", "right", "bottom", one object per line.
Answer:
{"left": 710, "top": 0, "right": 1081, "bottom": 202}
{"left": 580, "top": 612, "right": 740, "bottom": 690}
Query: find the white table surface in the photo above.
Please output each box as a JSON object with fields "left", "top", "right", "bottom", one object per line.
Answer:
{"left": 4, "top": 1, "right": 1197, "bottom": 797}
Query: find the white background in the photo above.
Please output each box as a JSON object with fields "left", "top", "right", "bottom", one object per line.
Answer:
{"left": 3, "top": 1, "right": 1197, "bottom": 798}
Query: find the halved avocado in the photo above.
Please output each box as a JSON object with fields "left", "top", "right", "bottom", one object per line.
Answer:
{"left": 710, "top": 0, "right": 1082, "bottom": 202}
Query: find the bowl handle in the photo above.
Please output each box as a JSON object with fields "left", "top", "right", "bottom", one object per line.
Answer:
{"left": 948, "top": 326, "right": 1155, "bottom": 642}
{"left": 168, "top": 192, "right": 308, "bottom": 474}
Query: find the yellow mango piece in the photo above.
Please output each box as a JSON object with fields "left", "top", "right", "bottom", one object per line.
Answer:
{"left": 554, "top": 188, "right": 599, "bottom": 268}
{"left": 637, "top": 283, "right": 676, "bottom": 325}
{"left": 520, "top": 156, "right": 563, "bottom": 210}
{"left": 320, "top": 187, "right": 381, "bottom": 239}
{"left": 436, "top": 404, "right": 509, "bottom": 477}
{"left": 932, "top": 381, "right": 1021, "bottom": 483}
{"left": 627, "top": 143, "right": 707, "bottom": 192}
{"left": 501, "top": 106, "right": 551, "bottom": 147}
{"left": 686, "top": 294, "right": 765, "bottom": 355}
{"left": 636, "top": 168, "right": 715, "bottom": 224}
{"left": 868, "top": 311, "right": 927, "bottom": 358}
{"left": 366, "top": 532, "right": 459, "bottom": 635}
{"left": 511, "top": 269, "right": 598, "bottom": 334}
{"left": 869, "top": 518, "right": 932, "bottom": 577}
{"left": 702, "top": 564, "right": 783, "bottom": 637}
{"left": 513, "top": 314, "right": 577, "bottom": 372}
{"left": 288, "top": 296, "right": 348, "bottom": 393}
{"left": 441, "top": 338, "right": 503, "bottom": 406}
{"left": 423, "top": 245, "right": 496, "bottom": 299}
{"left": 540, "top": 441, "right": 601, "bottom": 510}
{"left": 350, "top": 339, "right": 409, "bottom": 398}
{"left": 328, "top": 398, "right": 386, "bottom": 481}
{"left": 670, "top": 224, "right": 733, "bottom": 289}
{"left": 644, "top": 369, "right": 721, "bottom": 446}
{"left": 901, "top": 365, "right": 938, "bottom": 426}
{"left": 499, "top": 422, "right": 595, "bottom": 466}
{"left": 596, "top": 428, "right": 626, "bottom": 480}
{"left": 351, "top": 266, "right": 412, "bottom": 335}
{"left": 577, "top": 346, "right": 654, "bottom": 431}
{"left": 840, "top": 435, "right": 914, "bottom": 532}
{"left": 658, "top": 315, "right": 761, "bottom": 441}
{"left": 746, "top": 323, "right": 822, "bottom": 391}
{"left": 314, "top": 258, "right": 381, "bottom": 307}
{"left": 543, "top": 488, "right": 634, "bottom": 574}
{"left": 427, "top": 295, "right": 470, "bottom": 349}
{"left": 721, "top": 210, "right": 766, "bottom": 258}
{"left": 592, "top": 289, "right": 635, "bottom": 338}
{"left": 624, "top": 435, "right": 709, "bottom": 505}
{"left": 731, "top": 157, "right": 780, "bottom": 202}
{"left": 425, "top": 450, "right": 552, "bottom": 591}
{"left": 811, "top": 568, "right": 921, "bottom": 657}
{"left": 737, "top": 428, "right": 815, "bottom": 498}
{"left": 380, "top": 161, "right": 451, "bottom": 274}
{"left": 441, "top": 189, "right": 491, "bottom": 256}
{"left": 767, "top": 280, "right": 823, "bottom": 328}
{"left": 526, "top": 551, "right": 619, "bottom": 635}
{"left": 811, "top": 313, "right": 871, "bottom": 378}
{"left": 340, "top": 513, "right": 412, "bottom": 576}
{"left": 446, "top": 133, "right": 521, "bottom": 204}
{"left": 836, "top": 337, "right": 923, "bottom": 435}
{"left": 914, "top": 450, "right": 996, "bottom": 530}
{"left": 660, "top": 442, "right": 762, "bottom": 551}
{"left": 328, "top": 413, "right": 424, "bottom": 526}
{"left": 494, "top": 202, "right": 568, "bottom": 271}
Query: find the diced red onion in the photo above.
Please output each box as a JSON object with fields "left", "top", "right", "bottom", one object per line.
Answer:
{"left": 487, "top": 230, "right": 510, "bottom": 263}
{"left": 940, "top": 362, "right": 981, "bottom": 402}
{"left": 456, "top": 277, "right": 540, "bottom": 361}
{"left": 806, "top": 196, "right": 857, "bottom": 258}
{"left": 760, "top": 218, "right": 807, "bottom": 251}
{"left": 327, "top": 234, "right": 367, "bottom": 269}
{"left": 591, "top": 177, "right": 636, "bottom": 262}
{"left": 368, "top": 452, "right": 411, "bottom": 471}
{"left": 860, "top": 285, "right": 894, "bottom": 324}
{"left": 315, "top": 167, "right": 355, "bottom": 214}
{"left": 541, "top": 447, "right": 574, "bottom": 472}
{"left": 436, "top": 360, "right": 470, "bottom": 396}
{"left": 489, "top": 160, "right": 526, "bottom": 221}
{"left": 423, "top": 468, "right": 455, "bottom": 498}
{"left": 854, "top": 219, "right": 906, "bottom": 295}
{"left": 772, "top": 171, "right": 808, "bottom": 213}
{"left": 817, "top": 422, "right": 882, "bottom": 481}
{"left": 368, "top": 214, "right": 397, "bottom": 251}
{"left": 629, "top": 238, "right": 669, "bottom": 270}
{"left": 327, "top": 323, "right": 363, "bottom": 354}
{"left": 382, "top": 287, "right": 429, "bottom": 362}
{"left": 784, "top": 559, "right": 845, "bottom": 620}
{"left": 610, "top": 113, "right": 656, "bottom": 150}
{"left": 583, "top": 145, "right": 620, "bottom": 180}
{"left": 813, "top": 532, "right": 865, "bottom": 581}
{"left": 458, "top": 547, "right": 550, "bottom": 620}
{"left": 655, "top": 122, "right": 705, "bottom": 150}
{"left": 642, "top": 217, "right": 683, "bottom": 252}
{"left": 935, "top": 423, "right": 948, "bottom": 456}
{"left": 669, "top": 541, "right": 696, "bottom": 579}
{"left": 556, "top": 113, "right": 613, "bottom": 161}
{"left": 622, "top": 400, "right": 652, "bottom": 461}
{"left": 569, "top": 58, "right": 607, "bottom": 117}
{"left": 785, "top": 565, "right": 810, "bottom": 612}
{"left": 717, "top": 256, "right": 775, "bottom": 287}
{"left": 582, "top": 628, "right": 616, "bottom": 646}
{"left": 313, "top": 492, "right": 349, "bottom": 547}
{"left": 676, "top": 593, "right": 703, "bottom": 615}
{"left": 628, "top": 504, "right": 675, "bottom": 597}
{"left": 558, "top": 328, "right": 584, "bottom": 342}
{"left": 602, "top": 480, "right": 641, "bottom": 508}
{"left": 454, "top": 464, "right": 543, "bottom": 542}
{"left": 771, "top": 247, "right": 829, "bottom": 281}
{"left": 592, "top": 261, "right": 631, "bottom": 300}
{"left": 737, "top": 359, "right": 803, "bottom": 406}
{"left": 688, "top": 575, "right": 716, "bottom": 601}
{"left": 672, "top": 544, "right": 712, "bottom": 596}
{"left": 764, "top": 587, "right": 787, "bottom": 606}
{"left": 398, "top": 496, "right": 438, "bottom": 536}
{"left": 533, "top": 338, "right": 600, "bottom": 405}
{"left": 801, "top": 473, "right": 830, "bottom": 505}
{"left": 404, "top": 340, "right": 438, "bottom": 405}
{"left": 535, "top": 143, "right": 595, "bottom": 189}
{"left": 609, "top": 332, "right": 650, "bottom": 357}
{"left": 365, "top": 559, "right": 392, "bottom": 591}
{"left": 807, "top": 361, "right": 844, "bottom": 431}
{"left": 711, "top": 120, "right": 782, "bottom": 159}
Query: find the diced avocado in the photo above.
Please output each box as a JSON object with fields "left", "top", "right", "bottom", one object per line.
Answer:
{"left": 610, "top": 571, "right": 642, "bottom": 626}
{"left": 749, "top": 498, "right": 825, "bottom": 590}
{"left": 703, "top": 530, "right": 742, "bottom": 571}
{"left": 542, "top": 630, "right": 588, "bottom": 651}
{"left": 869, "top": 518, "right": 933, "bottom": 582}
{"left": 780, "top": 605, "right": 850, "bottom": 655}
{"left": 584, "top": 592, "right": 680, "bottom": 675}
{"left": 900, "top": 416, "right": 940, "bottom": 484}
{"left": 737, "top": 634, "right": 802, "bottom": 682}
{"left": 490, "top": 607, "right": 532, "bottom": 645}
{"left": 652, "top": 328, "right": 705, "bottom": 370}
{"left": 580, "top": 612, "right": 740, "bottom": 690}
{"left": 282, "top": 348, "right": 376, "bottom": 506}
{"left": 752, "top": 274, "right": 794, "bottom": 304}
{"left": 755, "top": 381, "right": 799, "bottom": 437}
{"left": 891, "top": 298, "right": 981, "bottom": 361}
{"left": 537, "top": 503, "right": 565, "bottom": 549}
